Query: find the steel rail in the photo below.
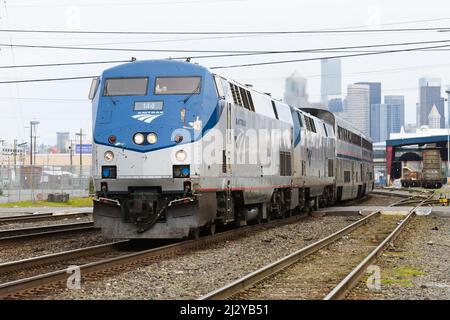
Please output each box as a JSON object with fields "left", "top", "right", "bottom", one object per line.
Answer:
{"left": 0, "top": 212, "right": 91, "bottom": 224}
{"left": 322, "top": 193, "right": 435, "bottom": 300}
{"left": 0, "top": 213, "right": 309, "bottom": 298}
{"left": 0, "top": 241, "right": 129, "bottom": 275}
{"left": 0, "top": 213, "right": 53, "bottom": 221}
{"left": 0, "top": 222, "right": 97, "bottom": 242}
{"left": 198, "top": 196, "right": 420, "bottom": 300}
{"left": 0, "top": 194, "right": 423, "bottom": 299}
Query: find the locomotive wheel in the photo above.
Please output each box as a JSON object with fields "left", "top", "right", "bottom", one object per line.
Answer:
{"left": 209, "top": 223, "right": 216, "bottom": 236}
{"left": 191, "top": 228, "right": 200, "bottom": 240}
{"left": 257, "top": 216, "right": 262, "bottom": 224}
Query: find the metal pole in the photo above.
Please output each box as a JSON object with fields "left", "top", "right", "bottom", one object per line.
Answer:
{"left": 446, "top": 90, "right": 450, "bottom": 183}
{"left": 13, "top": 139, "right": 17, "bottom": 167}
{"left": 70, "top": 140, "right": 73, "bottom": 167}
{"left": 33, "top": 133, "right": 37, "bottom": 166}
{"left": 79, "top": 128, "right": 83, "bottom": 168}
{"left": 29, "top": 123, "right": 33, "bottom": 165}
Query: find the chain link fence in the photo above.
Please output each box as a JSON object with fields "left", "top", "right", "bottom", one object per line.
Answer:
{"left": 0, "top": 165, "right": 93, "bottom": 203}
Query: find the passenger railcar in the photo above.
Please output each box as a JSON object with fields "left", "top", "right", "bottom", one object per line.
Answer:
{"left": 89, "top": 59, "right": 373, "bottom": 239}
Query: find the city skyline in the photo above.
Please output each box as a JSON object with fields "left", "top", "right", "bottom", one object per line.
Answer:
{"left": 2, "top": 1, "right": 450, "bottom": 144}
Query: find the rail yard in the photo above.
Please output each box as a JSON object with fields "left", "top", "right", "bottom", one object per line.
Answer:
{"left": 2, "top": 2, "right": 450, "bottom": 313}
{"left": 0, "top": 189, "right": 448, "bottom": 301}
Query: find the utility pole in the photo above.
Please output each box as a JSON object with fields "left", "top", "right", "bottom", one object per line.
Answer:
{"left": 446, "top": 90, "right": 450, "bottom": 184}
{"left": 75, "top": 129, "right": 83, "bottom": 179}
{"left": 79, "top": 128, "right": 83, "bottom": 168}
{"left": 69, "top": 140, "right": 73, "bottom": 167}
{"left": 34, "top": 134, "right": 37, "bottom": 165}
{"left": 29, "top": 121, "right": 39, "bottom": 165}
{"left": 29, "top": 124, "right": 33, "bottom": 165}
{"left": 13, "top": 139, "right": 17, "bottom": 167}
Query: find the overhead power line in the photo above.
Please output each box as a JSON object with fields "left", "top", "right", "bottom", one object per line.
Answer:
{"left": 3, "top": 42, "right": 450, "bottom": 83}
{"left": 2, "top": 27, "right": 450, "bottom": 35}
{"left": 210, "top": 43, "right": 450, "bottom": 69}
{"left": 2, "top": 39, "right": 450, "bottom": 70}
{"left": 0, "top": 59, "right": 132, "bottom": 69}
{"left": 0, "top": 76, "right": 97, "bottom": 84}
{"left": 2, "top": 38, "right": 450, "bottom": 57}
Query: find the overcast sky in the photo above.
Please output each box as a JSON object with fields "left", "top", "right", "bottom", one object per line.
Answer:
{"left": 1, "top": 0, "right": 450, "bottom": 145}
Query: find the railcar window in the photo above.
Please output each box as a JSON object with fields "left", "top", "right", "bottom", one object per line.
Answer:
{"left": 271, "top": 101, "right": 279, "bottom": 120}
{"left": 323, "top": 123, "right": 328, "bottom": 137}
{"left": 344, "top": 171, "right": 351, "bottom": 183}
{"left": 309, "top": 118, "right": 316, "bottom": 132}
{"left": 89, "top": 77, "right": 100, "bottom": 100}
{"left": 154, "top": 76, "right": 201, "bottom": 95}
{"left": 304, "top": 116, "right": 316, "bottom": 133}
{"left": 104, "top": 77, "right": 148, "bottom": 96}
{"left": 328, "top": 159, "right": 334, "bottom": 177}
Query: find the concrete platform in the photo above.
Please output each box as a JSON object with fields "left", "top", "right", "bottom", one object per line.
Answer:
{"left": 318, "top": 205, "right": 450, "bottom": 217}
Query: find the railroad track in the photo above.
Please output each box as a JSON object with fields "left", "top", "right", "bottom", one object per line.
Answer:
{"left": 0, "top": 212, "right": 92, "bottom": 225}
{"left": 0, "top": 213, "right": 314, "bottom": 299}
{"left": 199, "top": 192, "right": 434, "bottom": 300}
{"left": 0, "top": 192, "right": 427, "bottom": 299}
{"left": 0, "top": 222, "right": 98, "bottom": 243}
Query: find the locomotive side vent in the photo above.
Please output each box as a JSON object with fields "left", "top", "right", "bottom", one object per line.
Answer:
{"left": 279, "top": 151, "right": 292, "bottom": 176}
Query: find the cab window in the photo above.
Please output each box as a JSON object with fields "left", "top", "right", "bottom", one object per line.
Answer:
{"left": 88, "top": 77, "right": 100, "bottom": 100}
{"left": 103, "top": 77, "right": 148, "bottom": 96}
{"left": 154, "top": 76, "right": 201, "bottom": 95}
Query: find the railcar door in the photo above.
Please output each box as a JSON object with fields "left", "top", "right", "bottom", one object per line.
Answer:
{"left": 224, "top": 102, "right": 234, "bottom": 222}
{"left": 225, "top": 102, "right": 233, "bottom": 175}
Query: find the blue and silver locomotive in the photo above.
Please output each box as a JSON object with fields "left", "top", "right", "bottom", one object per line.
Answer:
{"left": 90, "top": 60, "right": 373, "bottom": 239}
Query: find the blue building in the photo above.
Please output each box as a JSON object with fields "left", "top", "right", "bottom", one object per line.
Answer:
{"left": 321, "top": 58, "right": 342, "bottom": 104}
{"left": 418, "top": 77, "right": 445, "bottom": 128}
{"left": 385, "top": 95, "right": 405, "bottom": 134}
{"left": 328, "top": 98, "right": 343, "bottom": 113}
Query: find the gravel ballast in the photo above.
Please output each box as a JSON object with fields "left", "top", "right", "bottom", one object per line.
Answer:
{"left": 348, "top": 216, "right": 450, "bottom": 300}
{"left": 0, "top": 231, "right": 111, "bottom": 263}
{"left": 42, "top": 216, "right": 359, "bottom": 300}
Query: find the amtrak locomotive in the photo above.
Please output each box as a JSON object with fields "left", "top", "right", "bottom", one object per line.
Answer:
{"left": 90, "top": 60, "right": 374, "bottom": 239}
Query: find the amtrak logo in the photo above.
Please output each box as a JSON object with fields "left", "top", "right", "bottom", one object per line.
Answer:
{"left": 132, "top": 113, "right": 162, "bottom": 124}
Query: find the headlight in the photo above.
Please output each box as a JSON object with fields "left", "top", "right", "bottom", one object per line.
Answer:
{"left": 104, "top": 151, "right": 114, "bottom": 162}
{"left": 133, "top": 133, "right": 145, "bottom": 145}
{"left": 175, "top": 150, "right": 187, "bottom": 161}
{"left": 147, "top": 132, "right": 157, "bottom": 144}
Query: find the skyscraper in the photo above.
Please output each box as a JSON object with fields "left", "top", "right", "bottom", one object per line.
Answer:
{"left": 321, "top": 58, "right": 342, "bottom": 104}
{"left": 284, "top": 70, "right": 309, "bottom": 108}
{"left": 345, "top": 84, "right": 370, "bottom": 136}
{"left": 370, "top": 104, "right": 381, "bottom": 142}
{"left": 385, "top": 95, "right": 405, "bottom": 134}
{"left": 418, "top": 77, "right": 444, "bottom": 128}
{"left": 428, "top": 105, "right": 441, "bottom": 129}
{"left": 56, "top": 132, "right": 70, "bottom": 153}
{"left": 370, "top": 104, "right": 389, "bottom": 142}
{"left": 356, "top": 82, "right": 381, "bottom": 140}
{"left": 328, "top": 98, "right": 344, "bottom": 113}
{"left": 355, "top": 82, "right": 381, "bottom": 106}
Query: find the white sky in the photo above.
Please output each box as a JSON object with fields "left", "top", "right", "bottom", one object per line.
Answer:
{"left": 1, "top": 0, "right": 450, "bottom": 144}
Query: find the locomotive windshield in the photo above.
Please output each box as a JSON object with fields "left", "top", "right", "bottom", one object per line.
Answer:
{"left": 154, "top": 76, "right": 201, "bottom": 95}
{"left": 103, "top": 77, "right": 148, "bottom": 96}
